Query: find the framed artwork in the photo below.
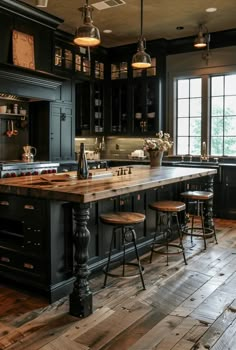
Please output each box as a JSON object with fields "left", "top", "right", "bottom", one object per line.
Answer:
{"left": 12, "top": 30, "right": 35, "bottom": 70}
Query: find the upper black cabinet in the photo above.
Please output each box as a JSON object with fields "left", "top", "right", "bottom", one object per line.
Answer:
{"left": 53, "top": 38, "right": 92, "bottom": 78}
{"left": 111, "top": 79, "right": 129, "bottom": 134}
{"left": 76, "top": 78, "right": 105, "bottom": 136}
{"left": 110, "top": 57, "right": 159, "bottom": 136}
{"left": 132, "top": 76, "right": 159, "bottom": 134}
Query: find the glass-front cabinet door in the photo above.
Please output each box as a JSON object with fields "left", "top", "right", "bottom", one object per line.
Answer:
{"left": 111, "top": 80, "right": 129, "bottom": 134}
{"left": 94, "top": 81, "right": 104, "bottom": 134}
{"left": 132, "top": 57, "right": 158, "bottom": 135}
{"left": 110, "top": 61, "right": 129, "bottom": 134}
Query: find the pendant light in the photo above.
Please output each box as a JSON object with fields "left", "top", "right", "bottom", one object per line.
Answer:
{"left": 132, "top": 0, "right": 151, "bottom": 69}
{"left": 194, "top": 24, "right": 208, "bottom": 48}
{"left": 74, "top": 0, "right": 101, "bottom": 47}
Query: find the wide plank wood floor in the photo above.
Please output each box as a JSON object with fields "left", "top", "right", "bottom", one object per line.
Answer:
{"left": 1, "top": 218, "right": 236, "bottom": 349}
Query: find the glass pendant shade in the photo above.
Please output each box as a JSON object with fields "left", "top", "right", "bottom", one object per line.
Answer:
{"left": 74, "top": 3, "right": 101, "bottom": 47}
{"left": 132, "top": 38, "right": 151, "bottom": 68}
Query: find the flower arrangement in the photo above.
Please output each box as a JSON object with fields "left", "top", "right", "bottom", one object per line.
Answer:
{"left": 144, "top": 131, "right": 173, "bottom": 152}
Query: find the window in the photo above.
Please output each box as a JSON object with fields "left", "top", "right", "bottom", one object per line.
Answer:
{"left": 210, "top": 74, "right": 236, "bottom": 156}
{"left": 176, "top": 78, "right": 202, "bottom": 155}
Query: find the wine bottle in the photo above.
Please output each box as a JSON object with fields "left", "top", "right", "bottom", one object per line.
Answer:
{"left": 77, "top": 143, "right": 89, "bottom": 179}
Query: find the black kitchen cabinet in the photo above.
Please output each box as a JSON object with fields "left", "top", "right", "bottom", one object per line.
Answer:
{"left": 76, "top": 80, "right": 105, "bottom": 136}
{"left": 132, "top": 76, "right": 159, "bottom": 134}
{"left": 30, "top": 100, "right": 75, "bottom": 161}
{"left": 221, "top": 166, "right": 236, "bottom": 219}
{"left": 50, "top": 102, "right": 74, "bottom": 161}
{"left": 30, "top": 79, "right": 75, "bottom": 161}
{"left": 110, "top": 79, "right": 129, "bottom": 135}
{"left": 0, "top": 195, "right": 74, "bottom": 302}
{"left": 109, "top": 57, "right": 160, "bottom": 136}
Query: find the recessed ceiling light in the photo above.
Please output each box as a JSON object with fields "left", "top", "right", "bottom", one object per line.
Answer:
{"left": 103, "top": 29, "right": 112, "bottom": 33}
{"left": 205, "top": 7, "right": 217, "bottom": 12}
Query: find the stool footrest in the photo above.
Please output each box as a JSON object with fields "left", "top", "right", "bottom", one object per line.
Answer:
{"left": 184, "top": 227, "right": 215, "bottom": 238}
{"left": 103, "top": 262, "right": 144, "bottom": 279}
{"left": 152, "top": 243, "right": 185, "bottom": 256}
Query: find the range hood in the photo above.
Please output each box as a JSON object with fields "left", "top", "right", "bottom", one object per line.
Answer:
{"left": 0, "top": 66, "right": 62, "bottom": 101}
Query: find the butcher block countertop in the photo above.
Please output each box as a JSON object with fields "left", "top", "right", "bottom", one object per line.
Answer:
{"left": 0, "top": 166, "right": 217, "bottom": 204}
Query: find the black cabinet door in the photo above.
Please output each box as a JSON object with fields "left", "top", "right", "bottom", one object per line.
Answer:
{"left": 222, "top": 167, "right": 236, "bottom": 219}
{"left": 110, "top": 80, "right": 129, "bottom": 135}
{"left": 50, "top": 103, "right": 74, "bottom": 161}
{"left": 132, "top": 77, "right": 159, "bottom": 135}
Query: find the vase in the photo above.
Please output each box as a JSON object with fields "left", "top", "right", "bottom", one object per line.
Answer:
{"left": 149, "top": 150, "right": 163, "bottom": 168}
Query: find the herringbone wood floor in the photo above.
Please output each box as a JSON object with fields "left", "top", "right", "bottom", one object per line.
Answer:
{"left": 1, "top": 218, "right": 236, "bottom": 350}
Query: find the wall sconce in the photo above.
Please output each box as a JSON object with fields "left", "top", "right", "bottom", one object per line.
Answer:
{"left": 74, "top": 0, "right": 101, "bottom": 47}
{"left": 132, "top": 0, "right": 151, "bottom": 69}
{"left": 36, "top": 0, "right": 48, "bottom": 7}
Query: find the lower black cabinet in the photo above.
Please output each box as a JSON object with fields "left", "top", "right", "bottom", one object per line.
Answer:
{"left": 0, "top": 195, "right": 74, "bottom": 302}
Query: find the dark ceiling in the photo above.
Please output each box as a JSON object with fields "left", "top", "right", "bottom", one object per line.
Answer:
{"left": 20, "top": 0, "right": 236, "bottom": 48}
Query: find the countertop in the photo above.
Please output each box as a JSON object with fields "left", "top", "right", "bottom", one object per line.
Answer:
{"left": 0, "top": 166, "right": 217, "bottom": 204}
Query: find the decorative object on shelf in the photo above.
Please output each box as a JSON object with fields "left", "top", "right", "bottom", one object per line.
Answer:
{"left": 144, "top": 131, "right": 173, "bottom": 167}
{"left": 12, "top": 30, "right": 35, "bottom": 70}
{"left": 132, "top": 0, "right": 151, "bottom": 69}
{"left": 74, "top": 0, "right": 100, "bottom": 47}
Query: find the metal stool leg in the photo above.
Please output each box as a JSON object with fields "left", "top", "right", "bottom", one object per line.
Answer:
{"left": 175, "top": 213, "right": 187, "bottom": 265}
{"left": 122, "top": 227, "right": 126, "bottom": 277}
{"left": 130, "top": 228, "right": 146, "bottom": 290}
{"left": 103, "top": 227, "right": 116, "bottom": 288}
{"left": 200, "top": 202, "right": 207, "bottom": 250}
{"left": 150, "top": 212, "right": 161, "bottom": 263}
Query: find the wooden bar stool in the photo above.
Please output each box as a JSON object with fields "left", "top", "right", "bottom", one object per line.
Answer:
{"left": 181, "top": 191, "right": 218, "bottom": 249}
{"left": 100, "top": 212, "right": 146, "bottom": 290}
{"left": 149, "top": 201, "right": 187, "bottom": 266}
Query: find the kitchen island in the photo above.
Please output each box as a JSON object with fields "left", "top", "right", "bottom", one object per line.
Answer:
{"left": 0, "top": 166, "right": 217, "bottom": 318}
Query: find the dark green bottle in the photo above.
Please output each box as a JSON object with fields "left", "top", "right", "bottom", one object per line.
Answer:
{"left": 77, "top": 143, "right": 88, "bottom": 179}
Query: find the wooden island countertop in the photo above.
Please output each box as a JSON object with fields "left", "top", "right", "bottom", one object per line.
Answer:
{"left": 0, "top": 165, "right": 217, "bottom": 318}
{"left": 0, "top": 166, "right": 217, "bottom": 203}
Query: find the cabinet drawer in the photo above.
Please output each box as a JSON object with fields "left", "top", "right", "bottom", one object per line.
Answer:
{"left": 0, "top": 248, "right": 45, "bottom": 278}
{"left": 0, "top": 194, "right": 19, "bottom": 218}
{"left": 19, "top": 197, "right": 45, "bottom": 219}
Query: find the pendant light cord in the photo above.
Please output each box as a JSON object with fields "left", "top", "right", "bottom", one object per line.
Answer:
{"left": 140, "top": 0, "right": 143, "bottom": 37}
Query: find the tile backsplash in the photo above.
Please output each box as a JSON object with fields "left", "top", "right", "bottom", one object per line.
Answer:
{"left": 75, "top": 137, "right": 144, "bottom": 160}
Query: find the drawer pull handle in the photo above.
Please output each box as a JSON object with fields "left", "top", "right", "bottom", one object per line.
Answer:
{"left": 24, "top": 204, "right": 35, "bottom": 210}
{"left": 0, "top": 201, "right": 9, "bottom": 206}
{"left": 1, "top": 256, "right": 10, "bottom": 263}
{"left": 24, "top": 263, "right": 34, "bottom": 269}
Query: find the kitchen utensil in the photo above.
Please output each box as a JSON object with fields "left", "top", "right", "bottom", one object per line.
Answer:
{"left": 22, "top": 145, "right": 37, "bottom": 162}
{"left": 11, "top": 120, "right": 18, "bottom": 136}
{"left": 6, "top": 120, "right": 13, "bottom": 137}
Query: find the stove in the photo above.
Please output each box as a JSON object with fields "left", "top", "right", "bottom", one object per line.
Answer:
{"left": 0, "top": 161, "right": 60, "bottom": 178}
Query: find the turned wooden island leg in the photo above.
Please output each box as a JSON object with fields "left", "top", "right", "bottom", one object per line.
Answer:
{"left": 69, "top": 203, "right": 93, "bottom": 318}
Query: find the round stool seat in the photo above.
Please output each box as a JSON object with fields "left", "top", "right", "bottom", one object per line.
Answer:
{"left": 100, "top": 212, "right": 145, "bottom": 226}
{"left": 181, "top": 191, "right": 213, "bottom": 201}
{"left": 149, "top": 200, "right": 186, "bottom": 212}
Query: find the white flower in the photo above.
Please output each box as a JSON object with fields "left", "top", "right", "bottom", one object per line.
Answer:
{"left": 144, "top": 131, "right": 173, "bottom": 152}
